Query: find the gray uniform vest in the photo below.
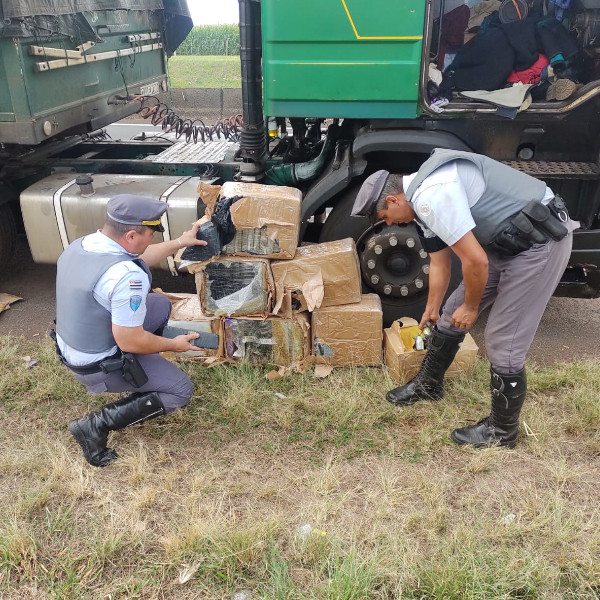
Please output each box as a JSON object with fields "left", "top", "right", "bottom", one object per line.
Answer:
{"left": 56, "top": 238, "right": 151, "bottom": 354}
{"left": 405, "top": 149, "right": 547, "bottom": 245}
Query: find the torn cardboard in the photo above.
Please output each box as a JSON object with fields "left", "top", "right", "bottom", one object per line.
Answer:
{"left": 0, "top": 293, "right": 22, "bottom": 314}
{"left": 224, "top": 313, "right": 310, "bottom": 366}
{"left": 312, "top": 294, "right": 383, "bottom": 367}
{"left": 155, "top": 291, "right": 223, "bottom": 361}
{"left": 197, "top": 182, "right": 221, "bottom": 217}
{"left": 189, "top": 257, "right": 274, "bottom": 318}
{"left": 384, "top": 317, "right": 478, "bottom": 384}
{"left": 271, "top": 238, "right": 362, "bottom": 315}
{"left": 219, "top": 181, "right": 302, "bottom": 259}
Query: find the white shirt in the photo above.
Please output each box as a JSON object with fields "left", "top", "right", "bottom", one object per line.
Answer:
{"left": 406, "top": 161, "right": 554, "bottom": 247}
{"left": 57, "top": 231, "right": 150, "bottom": 366}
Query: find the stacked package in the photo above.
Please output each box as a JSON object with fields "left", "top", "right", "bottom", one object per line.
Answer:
{"left": 170, "top": 180, "right": 385, "bottom": 369}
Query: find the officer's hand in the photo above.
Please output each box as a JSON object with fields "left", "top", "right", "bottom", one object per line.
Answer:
{"left": 172, "top": 332, "right": 203, "bottom": 352}
{"left": 419, "top": 307, "right": 440, "bottom": 329}
{"left": 450, "top": 304, "right": 477, "bottom": 330}
{"left": 177, "top": 222, "right": 208, "bottom": 248}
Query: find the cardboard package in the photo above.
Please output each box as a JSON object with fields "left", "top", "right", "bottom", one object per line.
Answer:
{"left": 312, "top": 294, "right": 383, "bottom": 366}
{"left": 271, "top": 239, "right": 362, "bottom": 315}
{"left": 188, "top": 257, "right": 274, "bottom": 318}
{"left": 384, "top": 317, "right": 478, "bottom": 383}
{"left": 218, "top": 181, "right": 302, "bottom": 259}
{"left": 156, "top": 292, "right": 223, "bottom": 360}
{"left": 224, "top": 313, "right": 311, "bottom": 366}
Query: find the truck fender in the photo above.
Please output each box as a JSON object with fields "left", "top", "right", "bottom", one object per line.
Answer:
{"left": 300, "top": 129, "right": 472, "bottom": 236}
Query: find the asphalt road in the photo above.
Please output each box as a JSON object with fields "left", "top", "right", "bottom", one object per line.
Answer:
{"left": 1, "top": 234, "right": 599, "bottom": 366}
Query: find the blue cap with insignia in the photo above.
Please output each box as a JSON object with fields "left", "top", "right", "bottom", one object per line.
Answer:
{"left": 106, "top": 194, "right": 167, "bottom": 232}
{"left": 351, "top": 170, "right": 390, "bottom": 217}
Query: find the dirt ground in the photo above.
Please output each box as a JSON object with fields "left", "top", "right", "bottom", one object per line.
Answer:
{"left": 1, "top": 234, "right": 599, "bottom": 366}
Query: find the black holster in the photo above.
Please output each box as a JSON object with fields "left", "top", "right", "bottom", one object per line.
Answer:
{"left": 120, "top": 353, "right": 149, "bottom": 388}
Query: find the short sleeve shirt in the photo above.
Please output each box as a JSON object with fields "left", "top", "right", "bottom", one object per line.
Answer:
{"left": 56, "top": 231, "right": 150, "bottom": 365}
{"left": 407, "top": 161, "right": 483, "bottom": 247}
{"left": 407, "top": 160, "right": 556, "bottom": 247}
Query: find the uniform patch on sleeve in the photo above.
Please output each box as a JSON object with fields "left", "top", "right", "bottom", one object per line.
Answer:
{"left": 418, "top": 202, "right": 431, "bottom": 217}
{"left": 130, "top": 295, "right": 142, "bottom": 311}
{"left": 129, "top": 279, "right": 143, "bottom": 289}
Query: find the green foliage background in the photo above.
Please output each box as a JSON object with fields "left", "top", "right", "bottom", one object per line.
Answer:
{"left": 177, "top": 25, "right": 240, "bottom": 56}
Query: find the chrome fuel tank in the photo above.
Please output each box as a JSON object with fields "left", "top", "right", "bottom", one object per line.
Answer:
{"left": 20, "top": 173, "right": 203, "bottom": 273}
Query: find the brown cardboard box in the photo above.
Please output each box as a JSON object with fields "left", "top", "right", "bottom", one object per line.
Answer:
{"left": 219, "top": 181, "right": 302, "bottom": 259}
{"left": 156, "top": 292, "right": 223, "bottom": 361}
{"left": 312, "top": 294, "right": 383, "bottom": 366}
{"left": 384, "top": 317, "right": 478, "bottom": 383}
{"left": 271, "top": 239, "right": 362, "bottom": 315}
{"left": 224, "top": 313, "right": 311, "bottom": 366}
{"left": 188, "top": 256, "right": 274, "bottom": 318}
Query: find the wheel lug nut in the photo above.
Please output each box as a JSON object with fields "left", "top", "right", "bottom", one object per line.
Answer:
{"left": 422, "top": 264, "right": 430, "bottom": 274}
{"left": 406, "top": 238, "right": 415, "bottom": 248}
{"left": 419, "top": 249, "right": 428, "bottom": 259}
{"left": 415, "top": 278, "right": 424, "bottom": 289}
{"left": 400, "top": 286, "right": 409, "bottom": 296}
{"left": 383, "top": 284, "right": 392, "bottom": 295}
{"left": 374, "top": 245, "right": 383, "bottom": 255}
{"left": 367, "top": 259, "right": 376, "bottom": 270}
{"left": 389, "top": 236, "right": 398, "bottom": 246}
{"left": 371, "top": 274, "right": 380, "bottom": 284}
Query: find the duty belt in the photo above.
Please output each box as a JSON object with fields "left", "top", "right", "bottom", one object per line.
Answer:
{"left": 488, "top": 195, "right": 570, "bottom": 258}
{"left": 49, "top": 328, "right": 121, "bottom": 375}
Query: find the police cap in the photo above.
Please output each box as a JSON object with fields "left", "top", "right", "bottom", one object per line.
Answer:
{"left": 106, "top": 194, "right": 166, "bottom": 232}
{"left": 351, "top": 170, "right": 390, "bottom": 217}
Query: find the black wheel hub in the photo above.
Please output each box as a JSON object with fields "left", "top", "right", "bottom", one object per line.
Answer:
{"left": 357, "top": 223, "right": 430, "bottom": 299}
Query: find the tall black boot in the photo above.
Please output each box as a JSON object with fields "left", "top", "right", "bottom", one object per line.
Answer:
{"left": 68, "top": 392, "right": 165, "bottom": 467}
{"left": 451, "top": 367, "right": 527, "bottom": 448}
{"left": 386, "top": 328, "right": 465, "bottom": 406}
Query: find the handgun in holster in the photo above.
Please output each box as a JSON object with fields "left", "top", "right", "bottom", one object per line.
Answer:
{"left": 100, "top": 352, "right": 148, "bottom": 388}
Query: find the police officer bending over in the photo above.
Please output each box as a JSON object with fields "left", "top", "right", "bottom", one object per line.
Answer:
{"left": 54, "top": 194, "right": 207, "bottom": 467}
{"left": 353, "top": 149, "right": 578, "bottom": 448}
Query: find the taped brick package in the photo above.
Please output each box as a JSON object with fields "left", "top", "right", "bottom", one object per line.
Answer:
{"left": 188, "top": 257, "right": 274, "bottom": 318}
{"left": 156, "top": 292, "right": 223, "bottom": 361}
{"left": 217, "top": 181, "right": 302, "bottom": 259}
{"left": 271, "top": 238, "right": 362, "bottom": 315}
{"left": 384, "top": 317, "right": 478, "bottom": 383}
{"left": 224, "top": 314, "right": 311, "bottom": 366}
{"left": 312, "top": 294, "right": 383, "bottom": 366}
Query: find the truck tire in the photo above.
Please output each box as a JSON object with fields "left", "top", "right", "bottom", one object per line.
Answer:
{"left": 319, "top": 185, "right": 462, "bottom": 326}
{"left": 0, "top": 203, "right": 17, "bottom": 272}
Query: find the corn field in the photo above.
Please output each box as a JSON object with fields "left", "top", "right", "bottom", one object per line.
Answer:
{"left": 176, "top": 25, "right": 240, "bottom": 56}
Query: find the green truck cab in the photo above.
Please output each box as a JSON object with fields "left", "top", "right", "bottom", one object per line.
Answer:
{"left": 3, "top": 0, "right": 600, "bottom": 324}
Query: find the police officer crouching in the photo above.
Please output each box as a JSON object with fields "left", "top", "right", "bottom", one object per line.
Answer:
{"left": 353, "top": 149, "right": 578, "bottom": 448}
{"left": 54, "top": 194, "right": 208, "bottom": 467}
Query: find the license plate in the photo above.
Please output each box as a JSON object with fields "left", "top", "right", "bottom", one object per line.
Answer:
{"left": 140, "top": 81, "right": 160, "bottom": 96}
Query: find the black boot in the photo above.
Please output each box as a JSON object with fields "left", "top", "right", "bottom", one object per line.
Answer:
{"left": 386, "top": 328, "right": 465, "bottom": 406}
{"left": 451, "top": 368, "right": 526, "bottom": 448}
{"left": 68, "top": 392, "right": 165, "bottom": 467}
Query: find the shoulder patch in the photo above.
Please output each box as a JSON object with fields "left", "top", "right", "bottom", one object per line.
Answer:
{"left": 130, "top": 295, "right": 142, "bottom": 311}
{"left": 129, "top": 279, "right": 143, "bottom": 289}
{"left": 419, "top": 201, "right": 431, "bottom": 217}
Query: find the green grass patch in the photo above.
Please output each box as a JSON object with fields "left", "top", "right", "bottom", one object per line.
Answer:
{"left": 1, "top": 335, "right": 600, "bottom": 598}
{"left": 167, "top": 55, "right": 241, "bottom": 88}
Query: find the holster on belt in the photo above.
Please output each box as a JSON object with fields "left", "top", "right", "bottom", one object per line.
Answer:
{"left": 489, "top": 197, "right": 569, "bottom": 257}
{"left": 49, "top": 328, "right": 148, "bottom": 387}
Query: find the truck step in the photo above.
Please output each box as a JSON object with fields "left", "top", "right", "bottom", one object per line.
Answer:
{"left": 501, "top": 160, "right": 600, "bottom": 180}
{"left": 153, "top": 140, "right": 236, "bottom": 164}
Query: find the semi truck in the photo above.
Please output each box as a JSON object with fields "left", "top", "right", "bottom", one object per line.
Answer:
{"left": 3, "top": 0, "right": 600, "bottom": 324}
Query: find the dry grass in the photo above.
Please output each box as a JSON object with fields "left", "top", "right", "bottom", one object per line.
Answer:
{"left": 1, "top": 335, "right": 600, "bottom": 599}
